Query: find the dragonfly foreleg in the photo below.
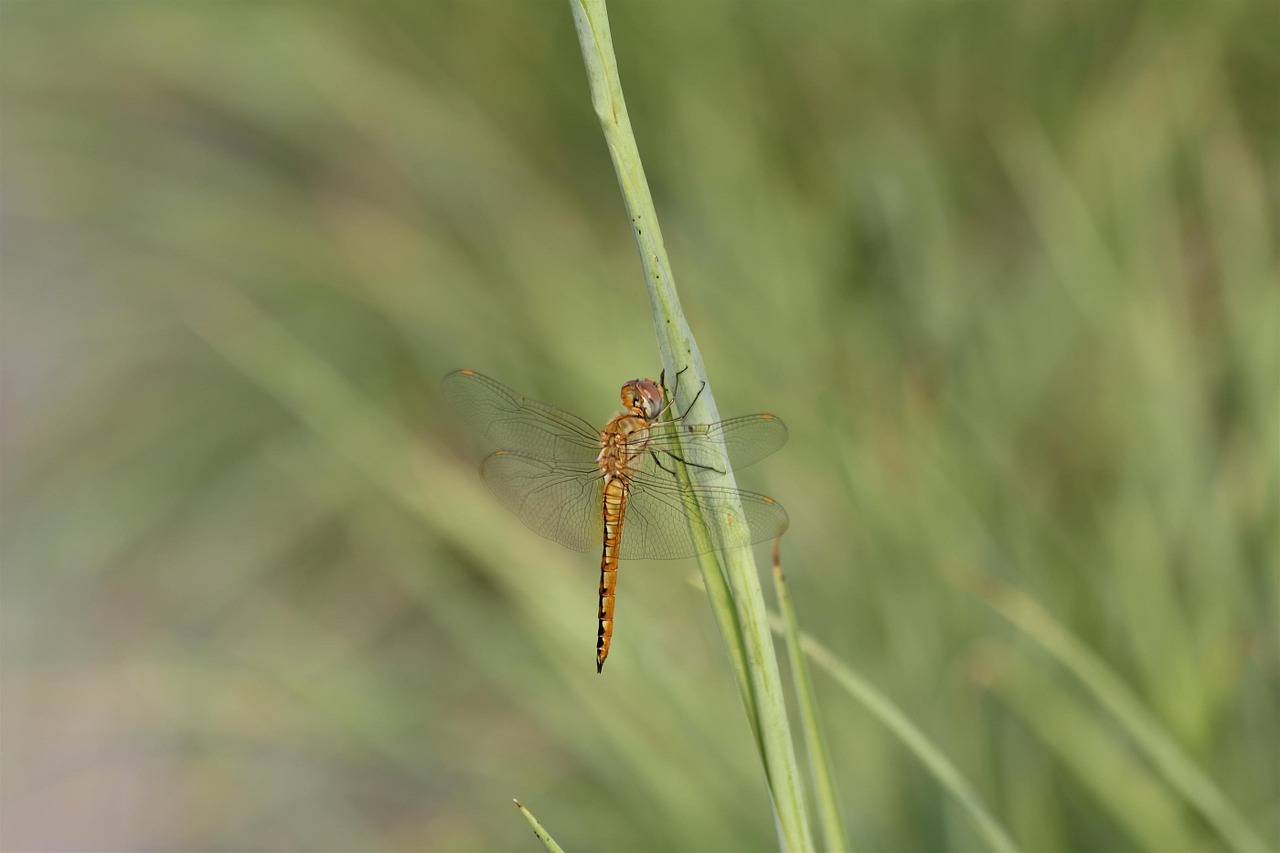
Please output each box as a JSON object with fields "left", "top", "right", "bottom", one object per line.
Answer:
{"left": 661, "top": 365, "right": 706, "bottom": 421}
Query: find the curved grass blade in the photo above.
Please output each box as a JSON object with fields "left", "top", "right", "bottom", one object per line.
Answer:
{"left": 772, "top": 540, "right": 850, "bottom": 852}
{"left": 982, "top": 646, "right": 1204, "bottom": 850}
{"left": 954, "top": 571, "right": 1270, "bottom": 853}
{"left": 769, "top": 616, "right": 1020, "bottom": 853}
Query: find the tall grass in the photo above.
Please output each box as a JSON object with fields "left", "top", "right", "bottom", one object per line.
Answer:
{"left": 2, "top": 2, "right": 1276, "bottom": 850}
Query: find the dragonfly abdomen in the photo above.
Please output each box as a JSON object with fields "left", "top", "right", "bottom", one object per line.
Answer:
{"left": 596, "top": 475, "right": 629, "bottom": 673}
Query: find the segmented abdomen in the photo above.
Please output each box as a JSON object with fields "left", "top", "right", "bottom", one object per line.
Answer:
{"left": 596, "top": 475, "right": 629, "bottom": 672}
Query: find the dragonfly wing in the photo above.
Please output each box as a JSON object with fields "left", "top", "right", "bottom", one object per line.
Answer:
{"left": 479, "top": 451, "right": 603, "bottom": 552}
{"left": 617, "top": 470, "right": 790, "bottom": 560}
{"left": 442, "top": 370, "right": 600, "bottom": 463}
{"left": 648, "top": 414, "right": 788, "bottom": 474}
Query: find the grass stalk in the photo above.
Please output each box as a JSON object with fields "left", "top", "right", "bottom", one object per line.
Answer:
{"left": 569, "top": 2, "right": 813, "bottom": 850}
{"left": 772, "top": 540, "right": 850, "bottom": 852}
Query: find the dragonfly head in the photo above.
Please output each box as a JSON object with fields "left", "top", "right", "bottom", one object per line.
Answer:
{"left": 621, "top": 378, "right": 664, "bottom": 419}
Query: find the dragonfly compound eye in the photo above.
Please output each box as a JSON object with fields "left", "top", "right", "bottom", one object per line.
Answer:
{"left": 634, "top": 379, "right": 663, "bottom": 419}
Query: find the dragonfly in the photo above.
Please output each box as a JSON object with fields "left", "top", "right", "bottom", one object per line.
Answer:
{"left": 441, "top": 368, "right": 789, "bottom": 672}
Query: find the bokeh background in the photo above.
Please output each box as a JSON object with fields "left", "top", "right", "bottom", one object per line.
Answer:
{"left": 2, "top": 2, "right": 1276, "bottom": 851}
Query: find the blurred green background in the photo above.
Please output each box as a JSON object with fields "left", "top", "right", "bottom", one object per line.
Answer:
{"left": 2, "top": 2, "right": 1277, "bottom": 851}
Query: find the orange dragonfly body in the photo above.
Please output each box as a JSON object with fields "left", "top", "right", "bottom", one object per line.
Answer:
{"left": 442, "top": 369, "right": 788, "bottom": 671}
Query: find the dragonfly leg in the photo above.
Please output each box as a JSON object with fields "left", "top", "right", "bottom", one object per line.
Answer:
{"left": 677, "top": 376, "right": 707, "bottom": 417}
{"left": 665, "top": 365, "right": 688, "bottom": 400}
{"left": 650, "top": 444, "right": 726, "bottom": 476}
{"left": 654, "top": 369, "right": 678, "bottom": 421}
{"left": 649, "top": 449, "right": 676, "bottom": 475}
{"left": 661, "top": 365, "right": 706, "bottom": 420}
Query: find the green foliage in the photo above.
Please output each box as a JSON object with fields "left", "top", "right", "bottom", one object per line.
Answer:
{"left": 2, "top": 2, "right": 1276, "bottom": 851}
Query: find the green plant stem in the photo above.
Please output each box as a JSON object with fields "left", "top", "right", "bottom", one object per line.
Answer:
{"left": 569, "top": 2, "right": 813, "bottom": 850}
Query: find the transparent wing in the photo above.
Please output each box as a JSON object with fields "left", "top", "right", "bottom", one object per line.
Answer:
{"left": 645, "top": 413, "right": 788, "bottom": 475}
{"left": 442, "top": 369, "right": 600, "bottom": 463}
{"left": 449, "top": 370, "right": 789, "bottom": 561}
{"left": 479, "top": 451, "right": 603, "bottom": 552}
{"left": 618, "top": 469, "right": 790, "bottom": 560}
{"left": 477, "top": 450, "right": 788, "bottom": 561}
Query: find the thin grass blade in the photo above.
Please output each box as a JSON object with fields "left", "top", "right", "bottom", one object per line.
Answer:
{"left": 772, "top": 540, "right": 850, "bottom": 852}
{"left": 954, "top": 571, "right": 1270, "bottom": 853}
{"left": 771, "top": 617, "right": 1020, "bottom": 853}
{"left": 514, "top": 799, "right": 567, "bottom": 853}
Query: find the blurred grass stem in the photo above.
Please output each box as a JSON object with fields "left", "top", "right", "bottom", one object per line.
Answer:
{"left": 959, "top": 572, "right": 1269, "bottom": 853}
{"left": 569, "top": 1, "right": 814, "bottom": 850}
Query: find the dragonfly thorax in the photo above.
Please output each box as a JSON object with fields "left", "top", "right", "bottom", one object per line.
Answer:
{"left": 597, "top": 415, "right": 652, "bottom": 478}
{"left": 600, "top": 379, "right": 664, "bottom": 478}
